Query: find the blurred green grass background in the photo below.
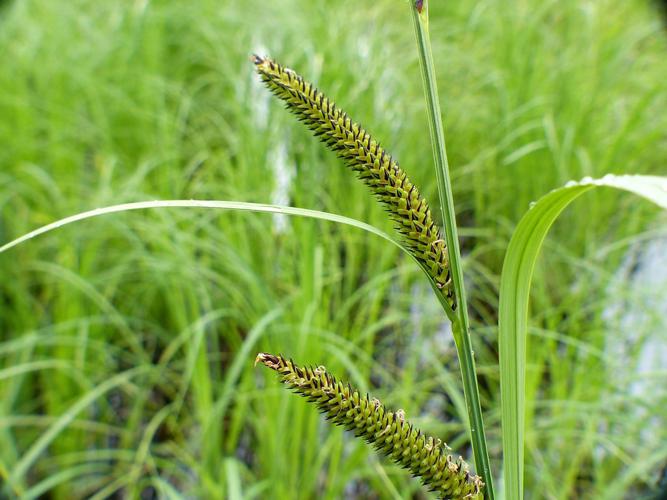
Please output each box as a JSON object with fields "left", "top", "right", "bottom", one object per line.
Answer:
{"left": 1, "top": 0, "right": 666, "bottom": 498}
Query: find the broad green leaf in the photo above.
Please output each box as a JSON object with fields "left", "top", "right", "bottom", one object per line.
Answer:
{"left": 499, "top": 174, "right": 667, "bottom": 500}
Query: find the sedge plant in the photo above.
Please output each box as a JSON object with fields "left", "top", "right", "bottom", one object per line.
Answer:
{"left": 2, "top": 1, "right": 667, "bottom": 499}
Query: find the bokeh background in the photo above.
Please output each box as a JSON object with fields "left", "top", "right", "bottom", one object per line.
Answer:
{"left": 1, "top": 0, "right": 666, "bottom": 498}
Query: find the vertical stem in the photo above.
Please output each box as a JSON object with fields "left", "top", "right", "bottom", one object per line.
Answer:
{"left": 409, "top": 2, "right": 495, "bottom": 498}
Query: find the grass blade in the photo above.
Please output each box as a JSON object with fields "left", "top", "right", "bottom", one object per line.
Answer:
{"left": 0, "top": 200, "right": 395, "bottom": 255}
{"left": 9, "top": 366, "right": 150, "bottom": 486}
{"left": 0, "top": 199, "right": 454, "bottom": 325}
{"left": 499, "top": 174, "right": 667, "bottom": 500}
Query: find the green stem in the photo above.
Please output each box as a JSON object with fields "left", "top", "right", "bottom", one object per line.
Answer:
{"left": 409, "top": 2, "right": 495, "bottom": 498}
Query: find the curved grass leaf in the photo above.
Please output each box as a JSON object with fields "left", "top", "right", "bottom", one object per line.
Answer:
{"left": 499, "top": 174, "right": 667, "bottom": 500}
{"left": 22, "top": 463, "right": 110, "bottom": 500}
{"left": 0, "top": 199, "right": 452, "bottom": 319}
{"left": 0, "top": 200, "right": 395, "bottom": 255}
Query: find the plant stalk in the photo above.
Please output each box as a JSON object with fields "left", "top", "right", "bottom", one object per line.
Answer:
{"left": 409, "top": 2, "right": 495, "bottom": 498}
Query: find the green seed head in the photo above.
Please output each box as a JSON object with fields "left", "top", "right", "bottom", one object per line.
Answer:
{"left": 256, "top": 352, "right": 484, "bottom": 499}
{"left": 253, "top": 55, "right": 455, "bottom": 307}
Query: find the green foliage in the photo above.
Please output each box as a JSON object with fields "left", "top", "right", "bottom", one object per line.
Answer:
{"left": 0, "top": 0, "right": 666, "bottom": 498}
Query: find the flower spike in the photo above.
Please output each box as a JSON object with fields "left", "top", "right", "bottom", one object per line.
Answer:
{"left": 256, "top": 353, "right": 483, "bottom": 499}
{"left": 253, "top": 55, "right": 455, "bottom": 308}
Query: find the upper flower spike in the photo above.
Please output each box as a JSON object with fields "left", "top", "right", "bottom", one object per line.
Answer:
{"left": 253, "top": 55, "right": 455, "bottom": 307}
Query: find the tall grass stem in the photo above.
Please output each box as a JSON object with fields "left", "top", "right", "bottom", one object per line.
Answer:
{"left": 409, "top": 2, "right": 495, "bottom": 498}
